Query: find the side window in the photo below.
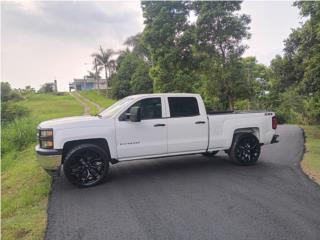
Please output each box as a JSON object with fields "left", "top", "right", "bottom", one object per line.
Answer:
{"left": 168, "top": 97, "right": 199, "bottom": 117}
{"left": 122, "top": 97, "right": 162, "bottom": 120}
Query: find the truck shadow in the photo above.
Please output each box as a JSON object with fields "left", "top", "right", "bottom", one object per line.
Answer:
{"left": 56, "top": 152, "right": 277, "bottom": 191}
{"left": 105, "top": 153, "right": 275, "bottom": 185}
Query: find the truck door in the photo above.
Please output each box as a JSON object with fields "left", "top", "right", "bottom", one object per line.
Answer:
{"left": 166, "top": 97, "right": 208, "bottom": 153}
{"left": 115, "top": 97, "right": 167, "bottom": 159}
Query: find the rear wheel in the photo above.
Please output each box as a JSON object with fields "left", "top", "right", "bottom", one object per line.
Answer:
{"left": 63, "top": 144, "right": 109, "bottom": 187}
{"left": 229, "top": 133, "right": 261, "bottom": 165}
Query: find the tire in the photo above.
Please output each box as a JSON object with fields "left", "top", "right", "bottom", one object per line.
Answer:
{"left": 63, "top": 143, "right": 110, "bottom": 187}
{"left": 202, "top": 151, "right": 219, "bottom": 157}
{"left": 229, "top": 133, "right": 261, "bottom": 166}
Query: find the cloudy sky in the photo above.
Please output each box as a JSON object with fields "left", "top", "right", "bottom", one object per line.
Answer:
{"left": 1, "top": 1, "right": 302, "bottom": 91}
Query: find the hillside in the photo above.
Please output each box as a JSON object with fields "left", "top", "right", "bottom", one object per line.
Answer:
{"left": 2, "top": 93, "right": 83, "bottom": 240}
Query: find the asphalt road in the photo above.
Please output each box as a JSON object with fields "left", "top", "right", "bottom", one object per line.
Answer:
{"left": 45, "top": 125, "right": 320, "bottom": 240}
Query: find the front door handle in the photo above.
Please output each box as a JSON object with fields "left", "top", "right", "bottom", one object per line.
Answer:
{"left": 154, "top": 123, "right": 166, "bottom": 127}
{"left": 195, "top": 121, "right": 206, "bottom": 124}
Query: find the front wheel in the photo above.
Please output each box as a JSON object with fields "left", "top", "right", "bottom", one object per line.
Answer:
{"left": 63, "top": 144, "right": 109, "bottom": 187}
{"left": 229, "top": 133, "right": 261, "bottom": 166}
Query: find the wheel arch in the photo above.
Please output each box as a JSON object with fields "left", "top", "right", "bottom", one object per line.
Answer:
{"left": 233, "top": 127, "right": 260, "bottom": 142}
{"left": 62, "top": 138, "right": 112, "bottom": 164}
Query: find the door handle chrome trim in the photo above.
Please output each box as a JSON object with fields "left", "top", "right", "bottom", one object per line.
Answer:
{"left": 154, "top": 124, "right": 166, "bottom": 127}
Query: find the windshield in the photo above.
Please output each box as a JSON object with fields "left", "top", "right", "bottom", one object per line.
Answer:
{"left": 99, "top": 97, "right": 134, "bottom": 118}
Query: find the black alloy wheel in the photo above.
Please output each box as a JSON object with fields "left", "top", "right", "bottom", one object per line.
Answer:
{"left": 63, "top": 144, "right": 109, "bottom": 187}
{"left": 229, "top": 133, "right": 261, "bottom": 165}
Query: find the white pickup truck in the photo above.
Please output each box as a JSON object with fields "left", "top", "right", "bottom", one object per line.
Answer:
{"left": 36, "top": 93, "right": 278, "bottom": 187}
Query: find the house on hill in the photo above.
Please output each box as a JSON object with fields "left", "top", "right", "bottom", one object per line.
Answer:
{"left": 69, "top": 78, "right": 107, "bottom": 91}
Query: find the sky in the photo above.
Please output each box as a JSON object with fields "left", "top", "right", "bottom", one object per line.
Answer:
{"left": 1, "top": 1, "right": 302, "bottom": 91}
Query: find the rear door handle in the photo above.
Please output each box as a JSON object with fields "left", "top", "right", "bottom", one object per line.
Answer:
{"left": 195, "top": 121, "right": 206, "bottom": 124}
{"left": 154, "top": 123, "right": 166, "bottom": 127}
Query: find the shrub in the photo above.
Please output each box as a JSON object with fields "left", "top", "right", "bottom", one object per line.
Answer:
{"left": 304, "top": 91, "right": 320, "bottom": 124}
{"left": 1, "top": 117, "right": 38, "bottom": 155}
{"left": 1, "top": 82, "right": 23, "bottom": 102}
{"left": 234, "top": 99, "right": 250, "bottom": 110}
{"left": 1, "top": 102, "right": 30, "bottom": 124}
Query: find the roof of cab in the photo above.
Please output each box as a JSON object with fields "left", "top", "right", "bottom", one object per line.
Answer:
{"left": 129, "top": 93, "right": 200, "bottom": 99}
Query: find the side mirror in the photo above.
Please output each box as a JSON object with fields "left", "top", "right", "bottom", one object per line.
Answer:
{"left": 129, "top": 106, "right": 141, "bottom": 122}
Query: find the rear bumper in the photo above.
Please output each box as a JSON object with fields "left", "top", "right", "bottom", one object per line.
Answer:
{"left": 271, "top": 134, "right": 279, "bottom": 144}
{"left": 35, "top": 145, "right": 62, "bottom": 175}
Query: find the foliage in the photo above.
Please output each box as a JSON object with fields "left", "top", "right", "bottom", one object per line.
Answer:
{"left": 91, "top": 46, "right": 115, "bottom": 88}
{"left": 38, "top": 83, "right": 55, "bottom": 93}
{"left": 77, "top": 90, "right": 116, "bottom": 109}
{"left": 1, "top": 93, "right": 84, "bottom": 240}
{"left": 141, "top": 1, "right": 196, "bottom": 93}
{"left": 140, "top": 2, "right": 251, "bottom": 109}
{"left": 1, "top": 116, "right": 38, "bottom": 156}
{"left": 265, "top": 1, "right": 320, "bottom": 124}
{"left": 194, "top": 2, "right": 251, "bottom": 109}
{"left": 2, "top": 146, "right": 51, "bottom": 240}
{"left": 1, "top": 102, "right": 29, "bottom": 125}
{"left": 1, "top": 82, "right": 23, "bottom": 102}
{"left": 88, "top": 1, "right": 319, "bottom": 124}
{"left": 111, "top": 51, "right": 153, "bottom": 99}
{"left": 300, "top": 125, "right": 320, "bottom": 184}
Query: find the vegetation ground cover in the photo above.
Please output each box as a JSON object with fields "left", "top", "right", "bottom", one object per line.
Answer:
{"left": 78, "top": 90, "right": 116, "bottom": 110}
{"left": 301, "top": 125, "right": 320, "bottom": 184}
{"left": 1, "top": 93, "right": 83, "bottom": 240}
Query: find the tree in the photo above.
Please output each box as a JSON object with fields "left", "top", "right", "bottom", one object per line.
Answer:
{"left": 1, "top": 82, "right": 12, "bottom": 101}
{"left": 266, "top": 1, "right": 320, "bottom": 124}
{"left": 194, "top": 1, "right": 251, "bottom": 109}
{"left": 141, "top": 1, "right": 196, "bottom": 93}
{"left": 131, "top": 60, "right": 153, "bottom": 94}
{"left": 85, "top": 70, "right": 100, "bottom": 80}
{"left": 111, "top": 51, "right": 152, "bottom": 99}
{"left": 38, "top": 83, "right": 54, "bottom": 93}
{"left": 280, "top": 1, "right": 320, "bottom": 95}
{"left": 1, "top": 82, "right": 23, "bottom": 101}
{"left": 92, "top": 46, "right": 114, "bottom": 89}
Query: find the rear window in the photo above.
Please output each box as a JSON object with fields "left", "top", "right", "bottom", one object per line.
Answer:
{"left": 168, "top": 97, "right": 199, "bottom": 117}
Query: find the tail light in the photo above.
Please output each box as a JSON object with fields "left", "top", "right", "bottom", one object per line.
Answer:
{"left": 272, "top": 116, "right": 277, "bottom": 129}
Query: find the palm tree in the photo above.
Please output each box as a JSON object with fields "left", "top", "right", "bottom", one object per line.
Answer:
{"left": 85, "top": 70, "right": 100, "bottom": 80}
{"left": 92, "top": 46, "right": 114, "bottom": 90}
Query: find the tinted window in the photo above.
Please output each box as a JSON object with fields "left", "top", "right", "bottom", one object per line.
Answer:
{"left": 168, "top": 97, "right": 199, "bottom": 117}
{"left": 123, "top": 98, "right": 162, "bottom": 120}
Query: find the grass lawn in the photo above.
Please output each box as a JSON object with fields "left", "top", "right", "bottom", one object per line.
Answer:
{"left": 78, "top": 90, "right": 116, "bottom": 109}
{"left": 1, "top": 93, "right": 83, "bottom": 240}
{"left": 17, "top": 93, "right": 84, "bottom": 121}
{"left": 301, "top": 125, "right": 320, "bottom": 184}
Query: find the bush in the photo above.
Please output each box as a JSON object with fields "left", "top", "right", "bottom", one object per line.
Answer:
{"left": 1, "top": 117, "right": 38, "bottom": 155}
{"left": 234, "top": 99, "right": 250, "bottom": 110}
{"left": 271, "top": 89, "right": 320, "bottom": 124}
{"left": 1, "top": 102, "right": 30, "bottom": 124}
{"left": 304, "top": 91, "right": 320, "bottom": 124}
{"left": 1, "top": 82, "right": 23, "bottom": 102}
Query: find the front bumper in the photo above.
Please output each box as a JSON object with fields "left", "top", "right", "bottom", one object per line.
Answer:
{"left": 35, "top": 145, "right": 62, "bottom": 175}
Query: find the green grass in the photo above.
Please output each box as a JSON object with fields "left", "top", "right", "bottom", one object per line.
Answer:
{"left": 79, "top": 90, "right": 116, "bottom": 109}
{"left": 1, "top": 93, "right": 83, "bottom": 240}
{"left": 301, "top": 125, "right": 320, "bottom": 184}
{"left": 17, "top": 93, "right": 83, "bottom": 121}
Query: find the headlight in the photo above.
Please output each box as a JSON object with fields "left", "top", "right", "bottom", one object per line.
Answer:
{"left": 40, "top": 140, "right": 54, "bottom": 149}
{"left": 38, "top": 129, "right": 54, "bottom": 149}
{"left": 39, "top": 129, "right": 53, "bottom": 137}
